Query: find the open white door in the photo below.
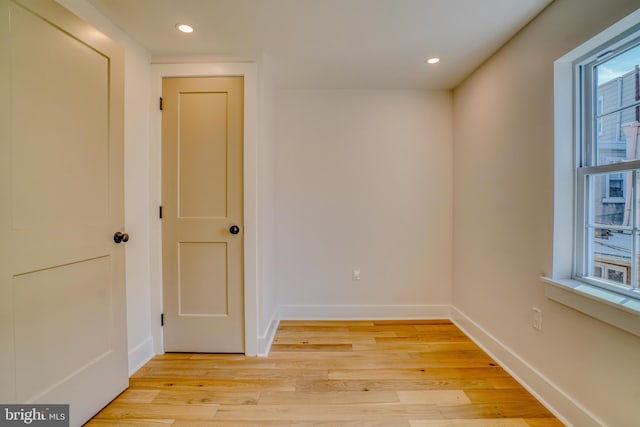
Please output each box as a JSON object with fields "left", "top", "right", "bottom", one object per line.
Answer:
{"left": 0, "top": 0, "right": 127, "bottom": 425}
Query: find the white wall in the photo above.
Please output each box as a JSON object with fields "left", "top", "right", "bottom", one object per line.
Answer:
{"left": 56, "top": 0, "right": 154, "bottom": 374}
{"left": 452, "top": 1, "right": 640, "bottom": 426}
{"left": 258, "top": 56, "right": 280, "bottom": 352}
{"left": 276, "top": 90, "right": 452, "bottom": 318}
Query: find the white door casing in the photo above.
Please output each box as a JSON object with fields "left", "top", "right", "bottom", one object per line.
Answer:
{"left": 149, "top": 63, "right": 260, "bottom": 356}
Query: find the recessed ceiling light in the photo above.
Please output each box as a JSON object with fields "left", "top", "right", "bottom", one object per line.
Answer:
{"left": 176, "top": 23, "right": 194, "bottom": 33}
{"left": 426, "top": 57, "right": 440, "bottom": 64}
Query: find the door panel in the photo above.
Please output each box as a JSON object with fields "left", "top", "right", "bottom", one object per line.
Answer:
{"left": 0, "top": 0, "right": 127, "bottom": 425}
{"left": 179, "top": 92, "right": 229, "bottom": 218}
{"left": 11, "top": 2, "right": 109, "bottom": 232}
{"left": 162, "top": 77, "right": 244, "bottom": 353}
{"left": 13, "top": 257, "right": 112, "bottom": 401}
{"left": 179, "top": 242, "right": 229, "bottom": 315}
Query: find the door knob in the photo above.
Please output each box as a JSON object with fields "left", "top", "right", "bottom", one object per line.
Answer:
{"left": 229, "top": 225, "right": 240, "bottom": 235}
{"left": 113, "top": 231, "right": 130, "bottom": 243}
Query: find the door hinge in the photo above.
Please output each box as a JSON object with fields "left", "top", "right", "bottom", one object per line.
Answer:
{"left": 159, "top": 205, "right": 163, "bottom": 219}
{"left": 161, "top": 313, "right": 164, "bottom": 327}
{"left": 159, "top": 97, "right": 163, "bottom": 111}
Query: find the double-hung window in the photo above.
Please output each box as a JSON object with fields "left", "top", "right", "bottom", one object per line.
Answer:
{"left": 575, "top": 33, "right": 640, "bottom": 298}
{"left": 547, "top": 9, "right": 640, "bottom": 336}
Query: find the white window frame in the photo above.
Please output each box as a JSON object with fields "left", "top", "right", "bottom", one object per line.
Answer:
{"left": 597, "top": 95, "right": 604, "bottom": 136}
{"left": 545, "top": 9, "right": 640, "bottom": 336}
{"left": 576, "top": 31, "right": 640, "bottom": 296}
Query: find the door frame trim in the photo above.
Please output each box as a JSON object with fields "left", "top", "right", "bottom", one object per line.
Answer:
{"left": 150, "top": 63, "right": 259, "bottom": 355}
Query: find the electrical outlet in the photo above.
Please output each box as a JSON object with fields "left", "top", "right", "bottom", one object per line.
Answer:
{"left": 532, "top": 307, "right": 543, "bottom": 331}
{"left": 352, "top": 267, "right": 361, "bottom": 281}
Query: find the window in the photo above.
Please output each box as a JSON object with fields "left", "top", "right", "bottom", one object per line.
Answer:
{"left": 603, "top": 158, "right": 625, "bottom": 201}
{"left": 608, "top": 176, "right": 624, "bottom": 197}
{"left": 547, "top": 9, "right": 640, "bottom": 336}
{"left": 575, "top": 34, "right": 640, "bottom": 298}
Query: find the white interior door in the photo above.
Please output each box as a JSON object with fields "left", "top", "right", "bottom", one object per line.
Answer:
{"left": 162, "top": 77, "right": 245, "bottom": 353}
{"left": 0, "top": 0, "right": 128, "bottom": 425}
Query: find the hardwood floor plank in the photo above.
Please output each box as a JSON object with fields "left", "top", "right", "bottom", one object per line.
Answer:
{"left": 293, "top": 422, "right": 410, "bottom": 427}
{"left": 94, "top": 402, "right": 218, "bottom": 420}
{"left": 273, "top": 336, "right": 378, "bottom": 344}
{"left": 114, "top": 389, "right": 160, "bottom": 404}
{"left": 85, "top": 419, "right": 174, "bottom": 426}
{"left": 487, "top": 377, "right": 526, "bottom": 389}
{"left": 372, "top": 320, "right": 452, "bottom": 325}
{"left": 353, "top": 342, "right": 480, "bottom": 352}
{"left": 375, "top": 335, "right": 470, "bottom": 343}
{"left": 270, "top": 343, "right": 353, "bottom": 352}
{"left": 156, "top": 353, "right": 246, "bottom": 361}
{"left": 151, "top": 390, "right": 260, "bottom": 405}
{"left": 271, "top": 358, "right": 490, "bottom": 371}
{"left": 417, "top": 342, "right": 483, "bottom": 351}
{"left": 524, "top": 419, "right": 566, "bottom": 427}
{"left": 213, "top": 403, "right": 441, "bottom": 421}
{"left": 234, "top": 368, "right": 328, "bottom": 380}
{"left": 279, "top": 320, "right": 375, "bottom": 327}
{"left": 268, "top": 350, "right": 413, "bottom": 360}
{"left": 128, "top": 377, "right": 296, "bottom": 392}
{"left": 278, "top": 327, "right": 398, "bottom": 338}
{"left": 259, "top": 390, "right": 399, "bottom": 405}
{"left": 397, "top": 390, "right": 471, "bottom": 406}
{"left": 408, "top": 350, "right": 494, "bottom": 360}
{"left": 143, "top": 358, "right": 277, "bottom": 369}
{"left": 409, "top": 420, "right": 529, "bottom": 427}
{"left": 414, "top": 324, "right": 469, "bottom": 332}
{"left": 139, "top": 367, "right": 238, "bottom": 379}
{"left": 328, "top": 367, "right": 511, "bottom": 381}
{"left": 463, "top": 389, "right": 541, "bottom": 404}
{"left": 172, "top": 422, "right": 292, "bottom": 427}
{"left": 89, "top": 321, "right": 564, "bottom": 426}
{"left": 295, "top": 379, "right": 499, "bottom": 392}
{"left": 438, "top": 402, "right": 555, "bottom": 419}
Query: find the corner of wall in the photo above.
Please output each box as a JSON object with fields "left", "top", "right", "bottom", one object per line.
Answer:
{"left": 257, "top": 309, "right": 280, "bottom": 357}
{"left": 127, "top": 337, "right": 155, "bottom": 377}
{"left": 450, "top": 306, "right": 606, "bottom": 427}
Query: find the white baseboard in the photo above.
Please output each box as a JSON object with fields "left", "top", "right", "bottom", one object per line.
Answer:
{"left": 128, "top": 336, "right": 155, "bottom": 377}
{"left": 450, "top": 306, "right": 606, "bottom": 427}
{"left": 278, "top": 304, "right": 451, "bottom": 320}
{"left": 257, "top": 311, "right": 280, "bottom": 357}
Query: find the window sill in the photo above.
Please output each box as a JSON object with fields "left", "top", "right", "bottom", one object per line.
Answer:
{"left": 541, "top": 277, "right": 640, "bottom": 336}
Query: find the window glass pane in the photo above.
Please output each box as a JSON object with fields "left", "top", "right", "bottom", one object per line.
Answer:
{"left": 596, "top": 43, "right": 640, "bottom": 114}
{"left": 587, "top": 227, "right": 632, "bottom": 288}
{"left": 594, "top": 264, "right": 604, "bottom": 277}
{"left": 609, "top": 177, "right": 623, "bottom": 197}
{"left": 588, "top": 173, "right": 629, "bottom": 225}
{"left": 594, "top": 43, "right": 640, "bottom": 166}
{"left": 596, "top": 106, "right": 640, "bottom": 165}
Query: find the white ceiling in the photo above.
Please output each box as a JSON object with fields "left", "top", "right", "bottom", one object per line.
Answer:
{"left": 89, "top": 0, "right": 553, "bottom": 89}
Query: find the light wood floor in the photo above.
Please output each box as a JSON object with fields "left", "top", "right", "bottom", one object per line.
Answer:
{"left": 87, "top": 320, "right": 564, "bottom": 426}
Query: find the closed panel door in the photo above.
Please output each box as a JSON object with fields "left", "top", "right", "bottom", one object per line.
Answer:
{"left": 0, "top": 0, "right": 127, "bottom": 425}
{"left": 162, "top": 77, "right": 244, "bottom": 353}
